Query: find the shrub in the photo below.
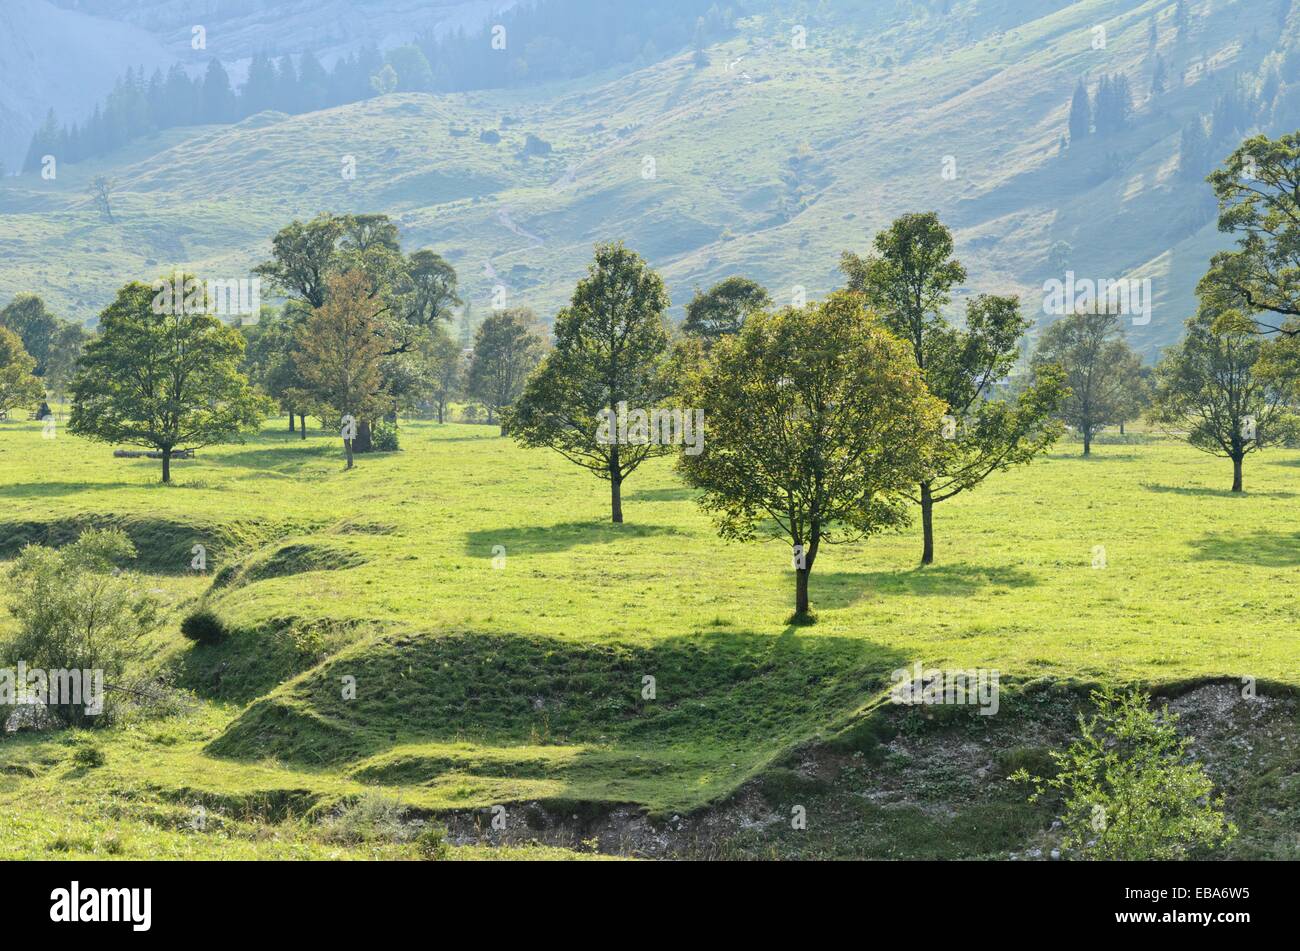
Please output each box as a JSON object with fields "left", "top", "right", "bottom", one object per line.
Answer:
{"left": 1012, "top": 687, "right": 1236, "bottom": 860}
{"left": 72, "top": 742, "right": 106, "bottom": 768}
{"left": 415, "top": 821, "right": 449, "bottom": 860}
{"left": 2, "top": 529, "right": 158, "bottom": 727}
{"left": 479, "top": 129, "right": 501, "bottom": 144}
{"left": 180, "top": 609, "right": 228, "bottom": 645}
{"left": 370, "top": 422, "right": 399, "bottom": 452}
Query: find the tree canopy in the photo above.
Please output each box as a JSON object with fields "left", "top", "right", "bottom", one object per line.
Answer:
{"left": 506, "top": 242, "right": 673, "bottom": 523}
{"left": 678, "top": 292, "right": 943, "bottom": 620}
{"left": 0, "top": 326, "right": 45, "bottom": 420}
{"left": 842, "top": 213, "right": 1063, "bottom": 563}
{"left": 1150, "top": 308, "right": 1297, "bottom": 491}
{"left": 1032, "top": 310, "right": 1141, "bottom": 456}
{"left": 69, "top": 279, "right": 270, "bottom": 482}
{"left": 682, "top": 277, "right": 771, "bottom": 341}
{"left": 1200, "top": 133, "right": 1300, "bottom": 336}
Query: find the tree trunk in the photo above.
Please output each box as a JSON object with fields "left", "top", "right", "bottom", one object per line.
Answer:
{"left": 161, "top": 448, "right": 172, "bottom": 483}
{"left": 354, "top": 420, "right": 373, "bottom": 453}
{"left": 609, "top": 446, "right": 623, "bottom": 524}
{"left": 920, "top": 481, "right": 935, "bottom": 565}
{"left": 1083, "top": 428, "right": 1092, "bottom": 456}
{"left": 1232, "top": 454, "right": 1243, "bottom": 493}
{"left": 299, "top": 414, "right": 307, "bottom": 439}
{"left": 344, "top": 436, "right": 354, "bottom": 470}
{"left": 795, "top": 567, "right": 810, "bottom": 618}
{"left": 437, "top": 402, "right": 445, "bottom": 424}
{"left": 1119, "top": 421, "right": 1126, "bottom": 435}
{"left": 289, "top": 411, "right": 296, "bottom": 433}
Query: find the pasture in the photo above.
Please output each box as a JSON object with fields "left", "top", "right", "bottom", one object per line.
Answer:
{"left": 1, "top": 415, "right": 1297, "bottom": 858}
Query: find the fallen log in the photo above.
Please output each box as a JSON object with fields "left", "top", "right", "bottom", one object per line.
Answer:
{"left": 113, "top": 449, "right": 195, "bottom": 459}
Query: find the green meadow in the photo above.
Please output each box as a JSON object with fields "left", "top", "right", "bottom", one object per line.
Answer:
{"left": 1, "top": 412, "right": 1297, "bottom": 859}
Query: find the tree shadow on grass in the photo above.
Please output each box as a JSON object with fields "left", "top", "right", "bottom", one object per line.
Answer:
{"left": 204, "top": 443, "right": 339, "bottom": 472}
{"left": 1190, "top": 530, "right": 1300, "bottom": 567}
{"left": 1144, "top": 483, "right": 1297, "bottom": 500}
{"left": 811, "top": 563, "right": 1039, "bottom": 610}
{"left": 0, "top": 481, "right": 141, "bottom": 499}
{"left": 623, "top": 487, "right": 699, "bottom": 503}
{"left": 463, "top": 520, "right": 683, "bottom": 557}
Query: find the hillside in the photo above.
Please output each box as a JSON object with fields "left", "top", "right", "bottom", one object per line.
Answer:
{"left": 2, "top": 0, "right": 1296, "bottom": 356}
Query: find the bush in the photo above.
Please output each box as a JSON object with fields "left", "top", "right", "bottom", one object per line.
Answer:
{"left": 1012, "top": 687, "right": 1236, "bottom": 859}
{"left": 479, "top": 129, "right": 501, "bottom": 144}
{"left": 416, "top": 821, "right": 449, "bottom": 860}
{"left": 521, "top": 133, "right": 552, "bottom": 156}
{"left": 72, "top": 742, "right": 106, "bottom": 768}
{"left": 370, "top": 422, "right": 399, "bottom": 452}
{"left": 180, "top": 609, "right": 228, "bottom": 646}
{"left": 320, "top": 792, "right": 447, "bottom": 858}
{"left": 3, "top": 529, "right": 158, "bottom": 727}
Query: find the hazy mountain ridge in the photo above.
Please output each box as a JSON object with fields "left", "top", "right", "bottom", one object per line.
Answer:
{"left": 0, "top": 0, "right": 171, "bottom": 171}
{"left": 2, "top": 0, "right": 1296, "bottom": 357}
{"left": 2, "top": 0, "right": 513, "bottom": 170}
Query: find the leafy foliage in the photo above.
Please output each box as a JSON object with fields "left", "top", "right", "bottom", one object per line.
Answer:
{"left": 1032, "top": 311, "right": 1142, "bottom": 455}
{"left": 1201, "top": 132, "right": 1300, "bottom": 335}
{"left": 1150, "top": 307, "right": 1298, "bottom": 490}
{"left": 69, "top": 279, "right": 271, "bottom": 481}
{"left": 467, "top": 308, "right": 545, "bottom": 428}
{"left": 0, "top": 325, "right": 44, "bottom": 419}
{"left": 296, "top": 270, "right": 389, "bottom": 469}
{"left": 682, "top": 277, "right": 771, "bottom": 342}
{"left": 2, "top": 529, "right": 159, "bottom": 727}
{"left": 1013, "top": 688, "right": 1236, "bottom": 860}
{"left": 843, "top": 213, "right": 1063, "bottom": 562}
{"left": 507, "top": 242, "right": 674, "bottom": 522}
{"left": 677, "top": 291, "right": 943, "bottom": 618}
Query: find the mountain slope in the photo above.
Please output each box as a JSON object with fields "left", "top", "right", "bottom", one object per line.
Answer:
{"left": 1, "top": 0, "right": 1293, "bottom": 355}
{"left": 0, "top": 0, "right": 172, "bottom": 171}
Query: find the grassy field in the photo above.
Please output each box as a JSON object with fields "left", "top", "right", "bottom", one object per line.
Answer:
{"left": 1, "top": 412, "right": 1297, "bottom": 859}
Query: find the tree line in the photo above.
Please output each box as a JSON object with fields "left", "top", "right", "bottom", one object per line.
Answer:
{"left": 21, "top": 0, "right": 738, "bottom": 173}
{"left": 3, "top": 133, "right": 1300, "bottom": 616}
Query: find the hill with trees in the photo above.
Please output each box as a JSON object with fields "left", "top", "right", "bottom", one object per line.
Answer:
{"left": 8, "top": 0, "right": 1300, "bottom": 357}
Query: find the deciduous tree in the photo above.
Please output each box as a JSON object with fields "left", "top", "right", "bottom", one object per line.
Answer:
{"left": 467, "top": 308, "right": 544, "bottom": 431}
{"left": 1150, "top": 308, "right": 1297, "bottom": 491}
{"left": 69, "top": 280, "right": 269, "bottom": 482}
{"left": 296, "top": 270, "right": 388, "bottom": 469}
{"left": 842, "top": 214, "right": 1064, "bottom": 563}
{"left": 678, "top": 292, "right": 943, "bottom": 621}
{"left": 1032, "top": 310, "right": 1140, "bottom": 456}
{"left": 682, "top": 276, "right": 770, "bottom": 342}
{"left": 507, "top": 242, "right": 673, "bottom": 523}
{"left": 1200, "top": 133, "right": 1300, "bottom": 336}
{"left": 0, "top": 326, "right": 45, "bottom": 420}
